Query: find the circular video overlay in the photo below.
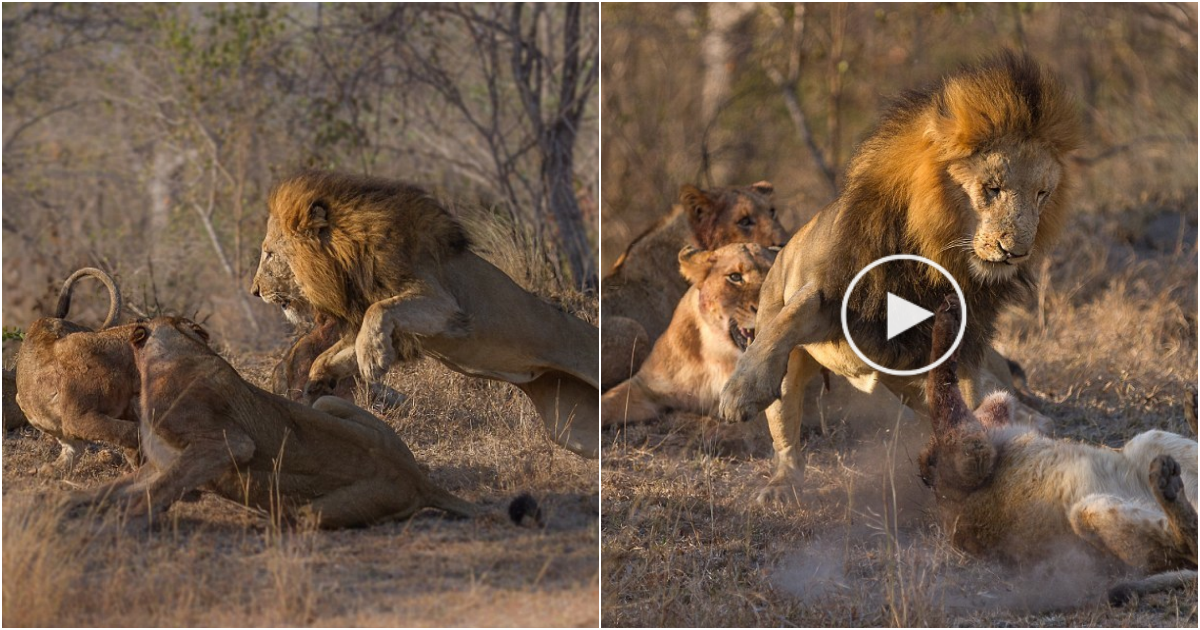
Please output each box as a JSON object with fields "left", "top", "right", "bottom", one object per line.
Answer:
{"left": 839, "top": 254, "right": 966, "bottom": 377}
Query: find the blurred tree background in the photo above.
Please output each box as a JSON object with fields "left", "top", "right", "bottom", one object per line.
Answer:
{"left": 601, "top": 2, "right": 1197, "bottom": 271}
{"left": 3, "top": 2, "right": 599, "bottom": 347}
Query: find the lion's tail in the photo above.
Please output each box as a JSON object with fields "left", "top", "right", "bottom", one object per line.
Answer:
{"left": 55, "top": 267, "right": 122, "bottom": 329}
{"left": 1107, "top": 569, "right": 1197, "bottom": 607}
{"left": 426, "top": 485, "right": 479, "bottom": 520}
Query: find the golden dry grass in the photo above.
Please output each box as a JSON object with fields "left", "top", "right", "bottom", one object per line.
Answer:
{"left": 600, "top": 198, "right": 1197, "bottom": 627}
{"left": 3, "top": 316, "right": 599, "bottom": 627}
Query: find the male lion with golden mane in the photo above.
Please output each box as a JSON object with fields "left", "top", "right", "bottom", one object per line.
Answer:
{"left": 719, "top": 52, "right": 1081, "bottom": 502}
{"left": 68, "top": 317, "right": 476, "bottom": 529}
{"left": 251, "top": 170, "right": 599, "bottom": 458}
{"left": 923, "top": 295, "right": 1197, "bottom": 606}
{"left": 601, "top": 182, "right": 788, "bottom": 389}
{"left": 603, "top": 243, "right": 777, "bottom": 425}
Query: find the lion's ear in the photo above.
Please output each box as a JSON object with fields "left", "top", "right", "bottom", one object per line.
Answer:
{"left": 190, "top": 322, "right": 210, "bottom": 343}
{"left": 131, "top": 324, "right": 148, "bottom": 348}
{"left": 297, "top": 201, "right": 330, "bottom": 240}
{"left": 677, "top": 245, "right": 714, "bottom": 286}
{"left": 750, "top": 181, "right": 774, "bottom": 196}
{"left": 681, "top": 185, "right": 721, "bottom": 249}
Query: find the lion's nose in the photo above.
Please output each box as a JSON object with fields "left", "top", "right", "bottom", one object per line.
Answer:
{"left": 251, "top": 281, "right": 261, "bottom": 298}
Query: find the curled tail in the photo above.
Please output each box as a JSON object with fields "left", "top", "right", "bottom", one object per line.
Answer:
{"left": 1108, "top": 569, "right": 1197, "bottom": 607}
{"left": 55, "top": 267, "right": 122, "bottom": 329}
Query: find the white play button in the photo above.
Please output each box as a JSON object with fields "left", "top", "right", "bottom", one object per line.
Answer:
{"left": 886, "top": 292, "right": 934, "bottom": 340}
{"left": 840, "top": 254, "right": 967, "bottom": 377}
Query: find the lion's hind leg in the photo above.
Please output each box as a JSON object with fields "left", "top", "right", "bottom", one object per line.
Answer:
{"left": 1069, "top": 493, "right": 1191, "bottom": 574}
{"left": 601, "top": 377, "right": 662, "bottom": 427}
{"left": 518, "top": 371, "right": 599, "bottom": 459}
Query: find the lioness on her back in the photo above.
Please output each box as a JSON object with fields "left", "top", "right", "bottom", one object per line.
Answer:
{"left": 601, "top": 182, "right": 788, "bottom": 389}
{"left": 70, "top": 317, "right": 475, "bottom": 529}
{"left": 602, "top": 243, "right": 777, "bottom": 425}
{"left": 250, "top": 170, "right": 599, "bottom": 458}
{"left": 922, "top": 295, "right": 1198, "bottom": 605}
{"left": 718, "top": 52, "right": 1081, "bottom": 502}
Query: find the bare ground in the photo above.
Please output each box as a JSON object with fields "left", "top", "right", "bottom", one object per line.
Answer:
{"left": 3, "top": 349, "right": 599, "bottom": 627}
{"left": 601, "top": 200, "right": 1198, "bottom": 627}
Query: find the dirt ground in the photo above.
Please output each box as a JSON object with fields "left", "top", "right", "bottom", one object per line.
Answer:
{"left": 3, "top": 348, "right": 599, "bottom": 627}
{"left": 601, "top": 201, "right": 1198, "bottom": 627}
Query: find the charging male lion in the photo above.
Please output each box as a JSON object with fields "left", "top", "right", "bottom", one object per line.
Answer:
{"left": 603, "top": 243, "right": 777, "bottom": 425}
{"left": 601, "top": 182, "right": 788, "bottom": 389}
{"left": 251, "top": 170, "right": 599, "bottom": 458}
{"left": 719, "top": 52, "right": 1081, "bottom": 502}
{"left": 70, "top": 317, "right": 476, "bottom": 529}
{"left": 922, "top": 295, "right": 1197, "bottom": 605}
{"left": 15, "top": 268, "right": 142, "bottom": 476}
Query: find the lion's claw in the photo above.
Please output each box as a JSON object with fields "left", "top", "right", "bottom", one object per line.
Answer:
{"left": 356, "top": 332, "right": 395, "bottom": 383}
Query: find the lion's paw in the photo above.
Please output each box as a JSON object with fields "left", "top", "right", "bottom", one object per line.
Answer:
{"left": 356, "top": 331, "right": 396, "bottom": 383}
{"left": 719, "top": 370, "right": 779, "bottom": 424}
{"left": 1150, "top": 454, "right": 1183, "bottom": 504}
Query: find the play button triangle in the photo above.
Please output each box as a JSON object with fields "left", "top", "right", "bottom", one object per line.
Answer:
{"left": 886, "top": 292, "right": 934, "bottom": 340}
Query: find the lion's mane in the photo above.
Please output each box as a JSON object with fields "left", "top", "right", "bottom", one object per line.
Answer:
{"left": 816, "top": 51, "right": 1080, "bottom": 370}
{"left": 268, "top": 170, "right": 470, "bottom": 327}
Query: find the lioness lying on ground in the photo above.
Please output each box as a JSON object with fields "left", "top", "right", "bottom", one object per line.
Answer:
{"left": 602, "top": 243, "right": 777, "bottom": 425}
{"left": 14, "top": 268, "right": 142, "bottom": 476}
{"left": 251, "top": 170, "right": 599, "bottom": 458}
{"left": 922, "top": 294, "right": 1197, "bottom": 605}
{"left": 601, "top": 182, "right": 788, "bottom": 389}
{"left": 70, "top": 317, "right": 475, "bottom": 529}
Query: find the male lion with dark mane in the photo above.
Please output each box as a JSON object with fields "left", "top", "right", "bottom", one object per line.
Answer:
{"left": 251, "top": 170, "right": 599, "bottom": 458}
{"left": 719, "top": 52, "right": 1081, "bottom": 502}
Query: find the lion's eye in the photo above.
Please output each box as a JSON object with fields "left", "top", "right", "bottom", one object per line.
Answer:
{"left": 986, "top": 186, "right": 1001, "bottom": 199}
{"left": 1037, "top": 190, "right": 1049, "bottom": 203}
{"left": 768, "top": 207, "right": 777, "bottom": 219}
{"left": 727, "top": 273, "right": 744, "bottom": 284}
{"left": 737, "top": 217, "right": 755, "bottom": 229}
{"left": 265, "top": 251, "right": 273, "bottom": 260}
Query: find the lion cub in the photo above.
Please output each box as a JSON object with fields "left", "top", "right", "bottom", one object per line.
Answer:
{"left": 602, "top": 243, "right": 777, "bottom": 425}
{"left": 71, "top": 317, "right": 475, "bottom": 529}
{"left": 15, "top": 268, "right": 142, "bottom": 476}
{"left": 922, "top": 295, "right": 1197, "bottom": 604}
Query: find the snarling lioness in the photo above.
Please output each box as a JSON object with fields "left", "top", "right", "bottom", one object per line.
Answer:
{"left": 70, "top": 317, "right": 476, "bottom": 529}
{"left": 603, "top": 243, "right": 777, "bottom": 425}
{"left": 719, "top": 53, "right": 1081, "bottom": 502}
{"left": 922, "top": 295, "right": 1197, "bottom": 605}
{"left": 601, "top": 182, "right": 788, "bottom": 390}
{"left": 251, "top": 170, "right": 599, "bottom": 458}
{"left": 15, "top": 268, "right": 142, "bottom": 476}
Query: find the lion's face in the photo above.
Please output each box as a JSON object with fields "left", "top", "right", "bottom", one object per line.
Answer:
{"left": 679, "top": 182, "right": 790, "bottom": 251}
{"left": 947, "top": 141, "right": 1063, "bottom": 282}
{"left": 250, "top": 216, "right": 310, "bottom": 325}
{"left": 679, "top": 243, "right": 777, "bottom": 351}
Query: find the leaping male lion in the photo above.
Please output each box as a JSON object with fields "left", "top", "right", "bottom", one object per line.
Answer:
{"left": 719, "top": 52, "right": 1081, "bottom": 502}
{"left": 251, "top": 170, "right": 599, "bottom": 458}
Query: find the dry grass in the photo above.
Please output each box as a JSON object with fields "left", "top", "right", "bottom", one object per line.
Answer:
{"left": 3, "top": 316, "right": 599, "bottom": 626}
{"left": 600, "top": 197, "right": 1197, "bottom": 627}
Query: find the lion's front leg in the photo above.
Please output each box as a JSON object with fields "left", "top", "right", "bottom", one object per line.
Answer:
{"left": 355, "top": 282, "right": 469, "bottom": 382}
{"left": 306, "top": 335, "right": 359, "bottom": 403}
{"left": 719, "top": 282, "right": 829, "bottom": 424}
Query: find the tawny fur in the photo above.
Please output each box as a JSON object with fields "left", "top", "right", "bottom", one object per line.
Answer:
{"left": 718, "top": 52, "right": 1080, "bottom": 503}
{"left": 68, "top": 317, "right": 476, "bottom": 529}
{"left": 252, "top": 170, "right": 599, "bottom": 458}
{"left": 601, "top": 182, "right": 788, "bottom": 389}
{"left": 14, "top": 268, "right": 141, "bottom": 476}
{"left": 603, "top": 244, "right": 776, "bottom": 426}
{"left": 922, "top": 294, "right": 1197, "bottom": 606}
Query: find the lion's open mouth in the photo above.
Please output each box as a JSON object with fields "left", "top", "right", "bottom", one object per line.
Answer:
{"left": 728, "top": 319, "right": 755, "bottom": 351}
